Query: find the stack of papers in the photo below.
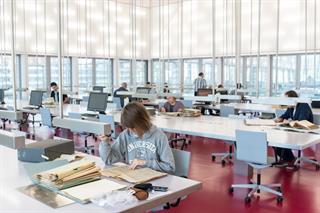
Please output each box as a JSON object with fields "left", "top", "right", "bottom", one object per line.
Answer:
{"left": 35, "top": 160, "right": 101, "bottom": 190}
{"left": 288, "top": 120, "right": 319, "bottom": 130}
{"left": 182, "top": 109, "right": 201, "bottom": 117}
{"left": 102, "top": 166, "right": 167, "bottom": 183}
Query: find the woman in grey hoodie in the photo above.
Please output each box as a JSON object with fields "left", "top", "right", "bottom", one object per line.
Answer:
{"left": 99, "top": 102, "right": 175, "bottom": 174}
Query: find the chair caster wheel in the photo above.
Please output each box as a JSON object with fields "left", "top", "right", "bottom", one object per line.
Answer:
{"left": 221, "top": 160, "right": 226, "bottom": 166}
{"left": 228, "top": 187, "right": 233, "bottom": 193}
{"left": 244, "top": 197, "right": 251, "bottom": 204}
{"left": 212, "top": 156, "right": 216, "bottom": 161}
{"left": 277, "top": 196, "right": 283, "bottom": 203}
{"left": 315, "top": 165, "right": 320, "bottom": 171}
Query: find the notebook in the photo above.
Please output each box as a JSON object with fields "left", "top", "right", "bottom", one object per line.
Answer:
{"left": 244, "top": 119, "right": 276, "bottom": 126}
{"left": 61, "top": 179, "right": 126, "bottom": 203}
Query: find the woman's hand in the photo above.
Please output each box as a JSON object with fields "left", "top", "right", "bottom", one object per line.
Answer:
{"left": 160, "top": 108, "right": 166, "bottom": 113}
{"left": 129, "top": 159, "right": 146, "bottom": 170}
{"left": 274, "top": 117, "right": 284, "bottom": 123}
{"left": 99, "top": 135, "right": 111, "bottom": 143}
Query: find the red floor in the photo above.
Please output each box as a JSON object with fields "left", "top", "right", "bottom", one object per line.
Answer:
{"left": 26, "top": 126, "right": 320, "bottom": 213}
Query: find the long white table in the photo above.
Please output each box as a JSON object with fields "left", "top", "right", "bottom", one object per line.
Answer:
{"left": 0, "top": 144, "right": 201, "bottom": 212}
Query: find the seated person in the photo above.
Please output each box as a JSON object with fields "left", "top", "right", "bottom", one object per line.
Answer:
{"left": 160, "top": 96, "right": 184, "bottom": 113}
{"left": 113, "top": 82, "right": 129, "bottom": 107}
{"left": 274, "top": 90, "right": 314, "bottom": 167}
{"left": 50, "top": 82, "right": 69, "bottom": 103}
{"left": 99, "top": 102, "right": 175, "bottom": 173}
{"left": 163, "top": 82, "right": 170, "bottom": 93}
{"left": 146, "top": 82, "right": 157, "bottom": 94}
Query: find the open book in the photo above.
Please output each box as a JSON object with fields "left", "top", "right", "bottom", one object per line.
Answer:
{"left": 161, "top": 109, "right": 201, "bottom": 117}
{"left": 288, "top": 120, "right": 318, "bottom": 130}
{"left": 101, "top": 166, "right": 167, "bottom": 183}
{"left": 35, "top": 160, "right": 101, "bottom": 190}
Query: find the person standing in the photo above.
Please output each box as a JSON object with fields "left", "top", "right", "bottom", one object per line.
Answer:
{"left": 113, "top": 82, "right": 129, "bottom": 108}
{"left": 193, "top": 72, "right": 207, "bottom": 96}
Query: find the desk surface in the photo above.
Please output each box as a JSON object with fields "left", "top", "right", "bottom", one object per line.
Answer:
{"left": 0, "top": 145, "right": 201, "bottom": 213}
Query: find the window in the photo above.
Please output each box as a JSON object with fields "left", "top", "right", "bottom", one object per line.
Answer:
{"left": 95, "top": 59, "right": 112, "bottom": 92}
{"left": 28, "top": 56, "right": 47, "bottom": 90}
{"left": 272, "top": 55, "right": 296, "bottom": 96}
{"left": 135, "top": 60, "right": 147, "bottom": 87}
{"left": 50, "top": 57, "right": 72, "bottom": 91}
{"left": 300, "top": 54, "right": 320, "bottom": 97}
{"left": 223, "top": 58, "right": 236, "bottom": 90}
{"left": 0, "top": 55, "right": 12, "bottom": 89}
{"left": 118, "top": 59, "right": 131, "bottom": 86}
{"left": 78, "top": 58, "right": 93, "bottom": 94}
{"left": 202, "top": 58, "right": 220, "bottom": 87}
{"left": 164, "top": 60, "right": 180, "bottom": 93}
{"left": 244, "top": 56, "right": 268, "bottom": 96}
{"left": 183, "top": 59, "right": 200, "bottom": 94}
{"left": 152, "top": 60, "right": 163, "bottom": 88}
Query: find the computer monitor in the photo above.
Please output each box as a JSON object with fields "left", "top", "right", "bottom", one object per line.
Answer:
{"left": 136, "top": 87, "right": 151, "bottom": 94}
{"left": 87, "top": 92, "right": 108, "bottom": 113}
{"left": 197, "top": 89, "right": 213, "bottom": 96}
{"left": 92, "top": 86, "right": 105, "bottom": 93}
{"left": 214, "top": 89, "right": 228, "bottom": 95}
{"left": 29, "top": 90, "right": 43, "bottom": 107}
{"left": 0, "top": 89, "right": 4, "bottom": 104}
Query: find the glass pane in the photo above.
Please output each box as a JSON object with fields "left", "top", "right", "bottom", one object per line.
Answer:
{"left": 202, "top": 58, "right": 220, "bottom": 87}
{"left": 272, "top": 55, "right": 296, "bottom": 96}
{"left": 119, "top": 59, "right": 131, "bottom": 86}
{"left": 28, "top": 56, "right": 46, "bottom": 90}
{"left": 50, "top": 57, "right": 72, "bottom": 91}
{"left": 164, "top": 60, "right": 180, "bottom": 93}
{"left": 135, "top": 60, "right": 147, "bottom": 86}
{"left": 183, "top": 59, "right": 200, "bottom": 95}
{"left": 78, "top": 58, "right": 93, "bottom": 94}
{"left": 152, "top": 60, "right": 163, "bottom": 89}
{"left": 223, "top": 58, "right": 236, "bottom": 90}
{"left": 0, "top": 55, "right": 12, "bottom": 89}
{"left": 300, "top": 54, "right": 320, "bottom": 97}
{"left": 95, "top": 59, "right": 112, "bottom": 93}
{"left": 244, "top": 56, "right": 268, "bottom": 96}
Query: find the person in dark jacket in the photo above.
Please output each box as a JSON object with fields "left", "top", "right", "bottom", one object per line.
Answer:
{"left": 274, "top": 90, "right": 314, "bottom": 167}
{"left": 50, "top": 82, "right": 69, "bottom": 103}
{"left": 113, "top": 82, "right": 129, "bottom": 107}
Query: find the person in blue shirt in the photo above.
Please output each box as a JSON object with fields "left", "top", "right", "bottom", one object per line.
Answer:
{"left": 274, "top": 90, "right": 314, "bottom": 167}
{"left": 113, "top": 82, "right": 129, "bottom": 108}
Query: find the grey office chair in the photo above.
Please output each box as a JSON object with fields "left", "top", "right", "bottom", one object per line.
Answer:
{"left": 112, "top": 97, "right": 122, "bottom": 109}
{"left": 275, "top": 109, "right": 286, "bottom": 118}
{"left": 211, "top": 105, "right": 236, "bottom": 165}
{"left": 164, "top": 148, "right": 191, "bottom": 209}
{"left": 99, "top": 114, "right": 116, "bottom": 139}
{"left": 229, "top": 130, "right": 283, "bottom": 204}
{"left": 68, "top": 112, "right": 95, "bottom": 154}
{"left": 181, "top": 100, "right": 193, "bottom": 109}
{"left": 39, "top": 108, "right": 56, "bottom": 136}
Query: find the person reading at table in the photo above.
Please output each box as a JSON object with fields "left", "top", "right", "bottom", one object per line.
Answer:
{"left": 274, "top": 90, "right": 314, "bottom": 167}
{"left": 99, "top": 102, "right": 175, "bottom": 174}
{"left": 160, "top": 96, "right": 184, "bottom": 113}
{"left": 50, "top": 82, "right": 69, "bottom": 104}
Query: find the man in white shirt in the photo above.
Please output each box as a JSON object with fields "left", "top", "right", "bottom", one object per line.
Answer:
{"left": 193, "top": 72, "right": 207, "bottom": 96}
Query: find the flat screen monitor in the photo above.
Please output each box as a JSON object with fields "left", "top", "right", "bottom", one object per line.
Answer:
{"left": 87, "top": 92, "right": 108, "bottom": 113}
{"left": 136, "top": 87, "right": 151, "bottom": 94}
{"left": 92, "top": 86, "right": 105, "bottom": 93}
{"left": 29, "top": 90, "right": 43, "bottom": 107}
{"left": 0, "top": 89, "right": 4, "bottom": 103}
{"left": 197, "top": 89, "right": 213, "bottom": 96}
{"left": 215, "top": 89, "right": 228, "bottom": 95}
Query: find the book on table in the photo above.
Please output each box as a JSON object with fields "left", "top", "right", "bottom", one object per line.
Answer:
{"left": 34, "top": 159, "right": 101, "bottom": 190}
{"left": 102, "top": 165, "right": 167, "bottom": 183}
{"left": 244, "top": 119, "right": 277, "bottom": 126}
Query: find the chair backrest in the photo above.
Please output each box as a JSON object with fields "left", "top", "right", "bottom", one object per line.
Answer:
{"left": 112, "top": 97, "right": 122, "bottom": 109}
{"left": 82, "top": 96, "right": 89, "bottom": 102}
{"left": 275, "top": 109, "right": 286, "bottom": 118}
{"left": 99, "top": 114, "right": 116, "bottom": 138}
{"left": 235, "top": 130, "right": 268, "bottom": 165}
{"left": 40, "top": 108, "right": 52, "bottom": 127}
{"left": 220, "top": 105, "right": 236, "bottom": 117}
{"left": 158, "top": 102, "right": 165, "bottom": 110}
{"left": 181, "top": 100, "right": 193, "bottom": 109}
{"left": 171, "top": 148, "right": 191, "bottom": 178}
{"left": 313, "top": 114, "right": 320, "bottom": 125}
{"left": 68, "top": 112, "right": 82, "bottom": 120}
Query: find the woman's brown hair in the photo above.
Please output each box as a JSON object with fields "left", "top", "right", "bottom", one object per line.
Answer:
{"left": 121, "top": 102, "right": 152, "bottom": 131}
{"left": 285, "top": 90, "right": 298, "bottom": 98}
